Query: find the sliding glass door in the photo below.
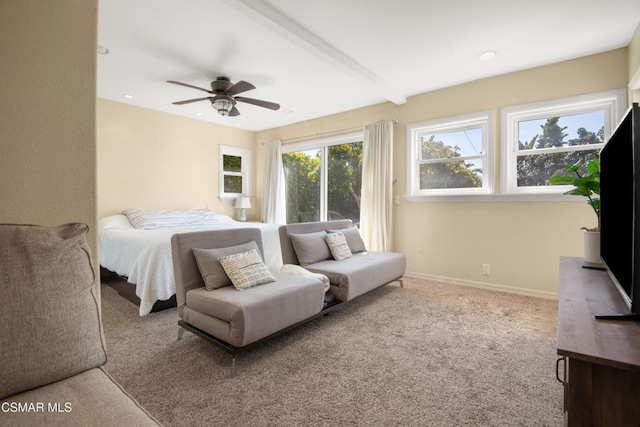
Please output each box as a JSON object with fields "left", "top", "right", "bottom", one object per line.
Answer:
{"left": 282, "top": 135, "right": 362, "bottom": 225}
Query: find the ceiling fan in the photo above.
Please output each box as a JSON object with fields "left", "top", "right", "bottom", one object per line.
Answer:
{"left": 167, "top": 76, "right": 280, "bottom": 117}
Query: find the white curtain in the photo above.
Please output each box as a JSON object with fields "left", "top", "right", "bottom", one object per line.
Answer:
{"left": 261, "top": 140, "right": 286, "bottom": 224}
{"left": 360, "top": 120, "right": 394, "bottom": 252}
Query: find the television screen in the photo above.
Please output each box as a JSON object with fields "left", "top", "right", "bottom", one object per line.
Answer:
{"left": 599, "top": 103, "right": 640, "bottom": 317}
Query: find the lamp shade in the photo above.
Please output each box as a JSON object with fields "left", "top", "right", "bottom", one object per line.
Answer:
{"left": 235, "top": 197, "right": 251, "bottom": 209}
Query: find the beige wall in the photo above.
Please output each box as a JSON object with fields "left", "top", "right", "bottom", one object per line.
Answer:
{"left": 257, "top": 48, "right": 629, "bottom": 298}
{"left": 97, "top": 99, "right": 256, "bottom": 219}
{"left": 0, "top": 0, "right": 98, "bottom": 250}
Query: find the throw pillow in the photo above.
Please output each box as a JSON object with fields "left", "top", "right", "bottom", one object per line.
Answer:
{"left": 326, "top": 232, "right": 353, "bottom": 261}
{"left": 0, "top": 223, "right": 107, "bottom": 399}
{"left": 218, "top": 249, "right": 276, "bottom": 290}
{"left": 123, "top": 209, "right": 217, "bottom": 229}
{"left": 327, "top": 226, "right": 366, "bottom": 253}
{"left": 193, "top": 241, "right": 260, "bottom": 290}
{"left": 289, "top": 231, "right": 332, "bottom": 266}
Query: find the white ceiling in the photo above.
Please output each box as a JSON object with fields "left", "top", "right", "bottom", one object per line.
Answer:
{"left": 97, "top": 0, "right": 640, "bottom": 132}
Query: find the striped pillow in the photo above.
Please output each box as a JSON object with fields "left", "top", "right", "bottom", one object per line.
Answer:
{"left": 218, "top": 249, "right": 276, "bottom": 291}
{"left": 123, "top": 209, "right": 217, "bottom": 229}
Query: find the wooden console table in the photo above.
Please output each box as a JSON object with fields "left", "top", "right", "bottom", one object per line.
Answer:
{"left": 557, "top": 257, "right": 640, "bottom": 426}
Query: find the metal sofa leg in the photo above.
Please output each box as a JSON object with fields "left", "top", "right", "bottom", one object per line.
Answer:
{"left": 231, "top": 355, "right": 237, "bottom": 377}
{"left": 177, "top": 327, "right": 185, "bottom": 341}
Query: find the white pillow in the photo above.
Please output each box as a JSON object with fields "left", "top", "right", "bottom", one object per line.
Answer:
{"left": 98, "top": 214, "right": 135, "bottom": 234}
{"left": 325, "top": 232, "right": 353, "bottom": 261}
{"left": 122, "top": 209, "right": 217, "bottom": 230}
{"left": 218, "top": 249, "right": 276, "bottom": 291}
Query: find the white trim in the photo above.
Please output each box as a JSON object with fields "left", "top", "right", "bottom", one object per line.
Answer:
{"left": 405, "top": 193, "right": 587, "bottom": 203}
{"left": 501, "top": 89, "right": 626, "bottom": 195}
{"left": 404, "top": 271, "right": 559, "bottom": 300}
{"left": 219, "top": 145, "right": 252, "bottom": 200}
{"left": 281, "top": 132, "right": 363, "bottom": 152}
{"left": 406, "top": 111, "right": 494, "bottom": 197}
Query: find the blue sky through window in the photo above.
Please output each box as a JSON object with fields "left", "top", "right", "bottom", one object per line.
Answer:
{"left": 517, "top": 111, "right": 604, "bottom": 148}
{"left": 422, "top": 128, "right": 483, "bottom": 158}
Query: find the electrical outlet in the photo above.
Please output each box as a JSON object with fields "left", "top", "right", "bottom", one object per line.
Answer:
{"left": 482, "top": 264, "right": 491, "bottom": 275}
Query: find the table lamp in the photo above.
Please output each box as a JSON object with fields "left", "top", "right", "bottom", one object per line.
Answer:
{"left": 235, "top": 196, "right": 251, "bottom": 221}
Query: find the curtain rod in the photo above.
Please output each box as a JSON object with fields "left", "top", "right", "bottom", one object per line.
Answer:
{"left": 265, "top": 119, "right": 398, "bottom": 145}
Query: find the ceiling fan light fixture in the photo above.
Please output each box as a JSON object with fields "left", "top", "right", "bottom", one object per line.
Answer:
{"left": 212, "top": 97, "right": 234, "bottom": 116}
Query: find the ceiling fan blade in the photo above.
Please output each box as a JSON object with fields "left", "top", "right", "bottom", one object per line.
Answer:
{"left": 235, "top": 96, "right": 280, "bottom": 111}
{"left": 226, "top": 80, "right": 256, "bottom": 96}
{"left": 229, "top": 106, "right": 241, "bottom": 117}
{"left": 172, "top": 97, "right": 211, "bottom": 105}
{"left": 167, "top": 80, "right": 213, "bottom": 94}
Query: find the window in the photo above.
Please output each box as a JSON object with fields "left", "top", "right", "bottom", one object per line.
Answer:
{"left": 282, "top": 133, "right": 363, "bottom": 224}
{"left": 219, "top": 145, "right": 251, "bottom": 199}
{"left": 502, "top": 90, "right": 626, "bottom": 195}
{"left": 406, "top": 111, "right": 494, "bottom": 198}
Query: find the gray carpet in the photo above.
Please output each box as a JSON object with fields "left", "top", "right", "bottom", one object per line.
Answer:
{"left": 101, "top": 278, "right": 563, "bottom": 426}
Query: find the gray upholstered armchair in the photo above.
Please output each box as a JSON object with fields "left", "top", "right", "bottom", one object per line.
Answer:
{"left": 0, "top": 223, "right": 160, "bottom": 427}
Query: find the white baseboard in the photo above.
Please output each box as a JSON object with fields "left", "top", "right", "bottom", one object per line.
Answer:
{"left": 404, "top": 271, "right": 559, "bottom": 300}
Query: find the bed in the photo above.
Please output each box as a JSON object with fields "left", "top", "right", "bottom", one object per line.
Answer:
{"left": 98, "top": 211, "right": 282, "bottom": 316}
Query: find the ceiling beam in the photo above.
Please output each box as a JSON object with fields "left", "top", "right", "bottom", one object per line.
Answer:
{"left": 219, "top": 0, "right": 406, "bottom": 105}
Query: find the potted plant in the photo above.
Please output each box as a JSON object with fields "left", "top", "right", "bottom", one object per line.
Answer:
{"left": 549, "top": 154, "right": 601, "bottom": 265}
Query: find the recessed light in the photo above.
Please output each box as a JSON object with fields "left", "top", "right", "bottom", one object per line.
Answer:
{"left": 479, "top": 50, "right": 496, "bottom": 61}
{"left": 195, "top": 112, "right": 204, "bottom": 116}
{"left": 122, "top": 94, "right": 134, "bottom": 99}
{"left": 97, "top": 45, "right": 109, "bottom": 55}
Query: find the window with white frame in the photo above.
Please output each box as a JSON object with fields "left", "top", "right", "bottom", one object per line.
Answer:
{"left": 281, "top": 133, "right": 363, "bottom": 224}
{"left": 219, "top": 145, "right": 251, "bottom": 199}
{"left": 406, "top": 111, "right": 494, "bottom": 198}
{"left": 501, "top": 89, "right": 626, "bottom": 195}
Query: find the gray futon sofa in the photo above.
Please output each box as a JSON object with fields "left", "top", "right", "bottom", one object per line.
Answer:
{"left": 170, "top": 222, "right": 405, "bottom": 357}
{"left": 279, "top": 220, "right": 406, "bottom": 302}
{"left": 171, "top": 228, "right": 326, "bottom": 351}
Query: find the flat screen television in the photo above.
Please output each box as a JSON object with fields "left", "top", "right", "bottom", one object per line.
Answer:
{"left": 598, "top": 102, "right": 640, "bottom": 320}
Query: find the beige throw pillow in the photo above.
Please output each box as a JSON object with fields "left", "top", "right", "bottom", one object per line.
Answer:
{"left": 326, "top": 232, "right": 353, "bottom": 261}
{"left": 0, "top": 223, "right": 107, "bottom": 399}
{"left": 218, "top": 249, "right": 276, "bottom": 290}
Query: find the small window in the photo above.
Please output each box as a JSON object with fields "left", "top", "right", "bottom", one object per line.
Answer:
{"left": 406, "top": 111, "right": 494, "bottom": 198}
{"left": 219, "top": 145, "right": 251, "bottom": 199}
{"left": 501, "top": 90, "right": 626, "bottom": 195}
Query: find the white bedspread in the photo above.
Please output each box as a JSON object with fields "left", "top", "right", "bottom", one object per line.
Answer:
{"left": 98, "top": 214, "right": 282, "bottom": 316}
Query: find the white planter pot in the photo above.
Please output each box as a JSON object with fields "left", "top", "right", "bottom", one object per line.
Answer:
{"left": 583, "top": 231, "right": 602, "bottom": 266}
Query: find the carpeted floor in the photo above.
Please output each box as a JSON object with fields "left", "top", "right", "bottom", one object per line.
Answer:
{"left": 101, "top": 278, "right": 563, "bottom": 426}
